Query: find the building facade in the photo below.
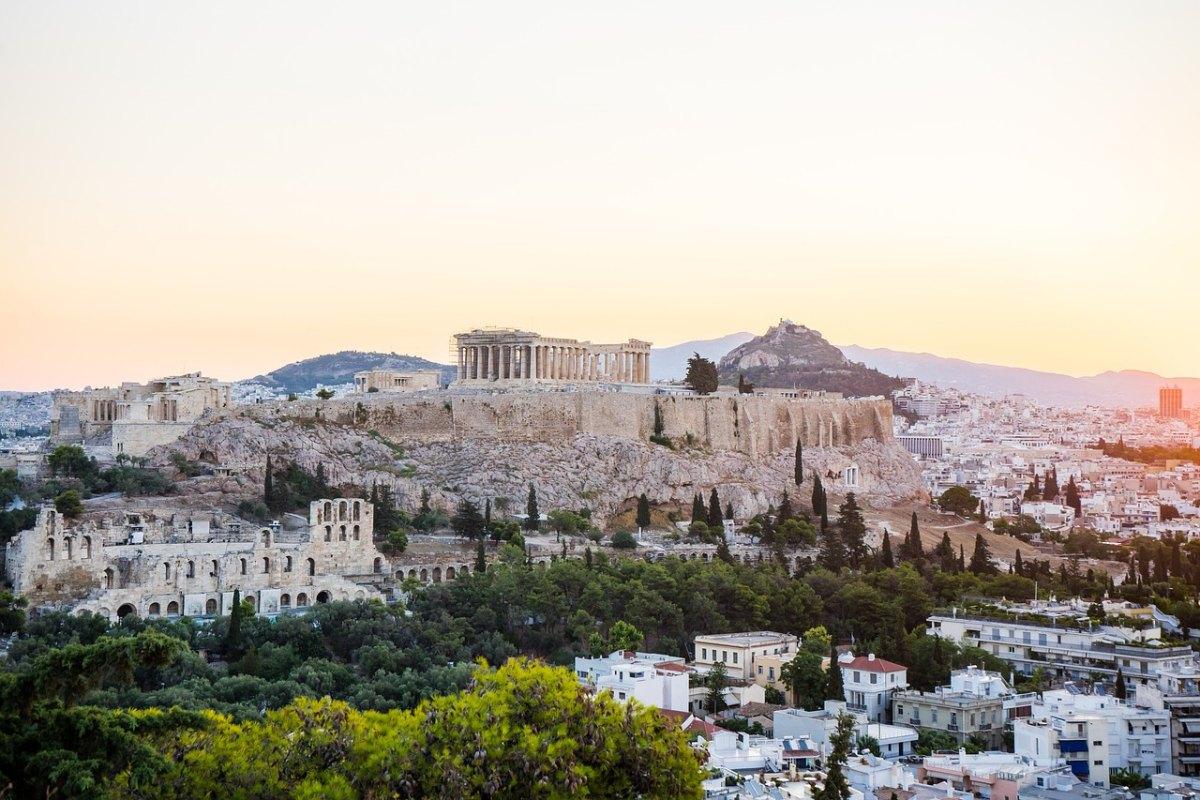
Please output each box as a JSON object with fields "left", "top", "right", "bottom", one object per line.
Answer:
{"left": 839, "top": 652, "right": 909, "bottom": 723}
{"left": 4, "top": 499, "right": 389, "bottom": 620}
{"left": 892, "top": 666, "right": 1011, "bottom": 749}
{"left": 693, "top": 631, "right": 799, "bottom": 682}
{"left": 1161, "top": 386, "right": 1185, "bottom": 419}
{"left": 453, "top": 328, "right": 652, "bottom": 384}
{"left": 353, "top": 369, "right": 442, "bottom": 393}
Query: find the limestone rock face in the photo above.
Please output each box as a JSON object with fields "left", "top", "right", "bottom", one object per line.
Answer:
{"left": 152, "top": 392, "right": 923, "bottom": 525}
{"left": 718, "top": 321, "right": 907, "bottom": 397}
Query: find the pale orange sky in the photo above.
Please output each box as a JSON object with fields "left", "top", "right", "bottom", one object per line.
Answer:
{"left": 2, "top": 2, "right": 1198, "bottom": 391}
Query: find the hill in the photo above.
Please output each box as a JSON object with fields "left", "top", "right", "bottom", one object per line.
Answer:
{"left": 651, "top": 332, "right": 754, "bottom": 381}
{"left": 840, "top": 345, "right": 1199, "bottom": 408}
{"left": 243, "top": 351, "right": 454, "bottom": 394}
{"left": 718, "top": 321, "right": 907, "bottom": 397}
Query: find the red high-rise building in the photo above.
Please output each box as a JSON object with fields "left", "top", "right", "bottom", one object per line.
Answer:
{"left": 1160, "top": 386, "right": 1183, "bottom": 418}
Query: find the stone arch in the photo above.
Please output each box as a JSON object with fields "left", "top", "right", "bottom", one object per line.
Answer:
{"left": 262, "top": 556, "right": 270, "bottom": 574}
{"left": 167, "top": 600, "right": 179, "bottom": 616}
{"left": 297, "top": 592, "right": 309, "bottom": 607}
{"left": 187, "top": 560, "right": 195, "bottom": 578}
{"left": 338, "top": 500, "right": 348, "bottom": 521}
{"left": 284, "top": 555, "right": 292, "bottom": 572}
{"left": 148, "top": 602, "right": 161, "bottom": 616}
{"left": 307, "top": 558, "right": 316, "bottom": 576}
{"left": 323, "top": 501, "right": 332, "bottom": 522}
{"left": 353, "top": 500, "right": 361, "bottom": 521}
{"left": 211, "top": 559, "right": 219, "bottom": 577}
{"left": 419, "top": 568, "right": 428, "bottom": 582}
{"left": 701, "top": 553, "right": 709, "bottom": 562}
{"left": 63, "top": 537, "right": 72, "bottom": 560}
{"left": 163, "top": 562, "right": 171, "bottom": 580}
{"left": 339, "top": 525, "right": 347, "bottom": 541}
{"left": 261, "top": 530, "right": 271, "bottom": 547}
{"left": 352, "top": 524, "right": 360, "bottom": 541}
{"left": 407, "top": 569, "right": 417, "bottom": 579}
{"left": 82, "top": 536, "right": 91, "bottom": 559}
{"left": 445, "top": 566, "right": 456, "bottom": 579}
{"left": 280, "top": 593, "right": 291, "bottom": 608}
{"left": 373, "top": 557, "right": 382, "bottom": 574}
{"left": 117, "top": 603, "right": 136, "bottom": 618}
{"left": 316, "top": 590, "right": 331, "bottom": 604}
{"left": 324, "top": 525, "right": 332, "bottom": 542}
{"left": 205, "top": 598, "right": 217, "bottom": 614}
{"left": 46, "top": 538, "right": 54, "bottom": 561}
{"left": 247, "top": 594, "right": 258, "bottom": 611}
{"left": 239, "top": 558, "right": 247, "bottom": 575}
{"left": 103, "top": 568, "right": 114, "bottom": 589}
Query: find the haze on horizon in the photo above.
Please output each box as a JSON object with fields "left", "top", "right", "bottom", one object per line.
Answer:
{"left": 2, "top": 1, "right": 1198, "bottom": 392}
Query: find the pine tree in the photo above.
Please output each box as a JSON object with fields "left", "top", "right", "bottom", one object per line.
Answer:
{"left": 968, "top": 533, "right": 995, "bottom": 575}
{"left": 825, "top": 642, "right": 844, "bottom": 701}
{"left": 636, "top": 493, "right": 652, "bottom": 529}
{"left": 1114, "top": 667, "right": 1127, "bottom": 699}
{"left": 524, "top": 483, "right": 540, "bottom": 531}
{"left": 820, "top": 519, "right": 845, "bottom": 572}
{"left": 263, "top": 455, "right": 274, "bottom": 509}
{"left": 452, "top": 498, "right": 485, "bottom": 538}
{"left": 691, "top": 493, "right": 705, "bottom": 522}
{"left": 838, "top": 493, "right": 867, "bottom": 570}
{"left": 707, "top": 488, "right": 723, "bottom": 530}
{"left": 880, "top": 532, "right": 895, "bottom": 569}
{"left": 795, "top": 440, "right": 804, "bottom": 486}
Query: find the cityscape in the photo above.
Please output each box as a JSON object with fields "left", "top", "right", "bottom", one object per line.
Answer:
{"left": 2, "top": 3, "right": 1199, "bottom": 799}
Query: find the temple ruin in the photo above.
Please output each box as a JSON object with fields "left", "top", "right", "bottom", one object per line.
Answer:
{"left": 453, "top": 329, "right": 652, "bottom": 384}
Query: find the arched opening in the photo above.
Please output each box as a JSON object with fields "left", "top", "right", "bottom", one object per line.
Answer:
{"left": 103, "top": 568, "right": 114, "bottom": 589}
{"left": 211, "top": 559, "right": 219, "bottom": 577}
{"left": 240, "top": 558, "right": 247, "bottom": 575}
{"left": 205, "top": 598, "right": 217, "bottom": 615}
{"left": 187, "top": 561, "right": 195, "bottom": 578}
{"left": 339, "top": 525, "right": 347, "bottom": 541}
{"left": 148, "top": 602, "right": 161, "bottom": 616}
{"left": 324, "top": 525, "right": 332, "bottom": 542}
{"left": 64, "top": 538, "right": 72, "bottom": 560}
{"left": 432, "top": 567, "right": 442, "bottom": 583}
{"left": 262, "top": 557, "right": 270, "bottom": 574}
{"left": 373, "top": 557, "right": 382, "bottom": 574}
{"left": 445, "top": 566, "right": 456, "bottom": 579}
{"left": 307, "top": 558, "right": 316, "bottom": 576}
{"left": 419, "top": 568, "right": 428, "bottom": 582}
{"left": 167, "top": 600, "right": 179, "bottom": 616}
{"left": 46, "top": 538, "right": 54, "bottom": 561}
{"left": 323, "top": 501, "right": 332, "bottom": 522}
{"left": 352, "top": 524, "right": 360, "bottom": 541}
{"left": 284, "top": 556, "right": 292, "bottom": 572}
{"left": 164, "top": 562, "right": 171, "bottom": 580}
{"left": 353, "top": 501, "right": 361, "bottom": 521}
{"left": 117, "top": 603, "right": 136, "bottom": 618}
{"left": 339, "top": 501, "right": 347, "bottom": 521}
{"left": 296, "top": 592, "right": 309, "bottom": 607}
{"left": 247, "top": 594, "right": 258, "bottom": 611}
{"left": 407, "top": 569, "right": 417, "bottom": 579}
{"left": 280, "top": 593, "right": 291, "bottom": 608}
{"left": 82, "top": 536, "right": 91, "bottom": 559}
{"left": 316, "top": 590, "right": 330, "bottom": 604}
{"left": 261, "top": 530, "right": 271, "bottom": 547}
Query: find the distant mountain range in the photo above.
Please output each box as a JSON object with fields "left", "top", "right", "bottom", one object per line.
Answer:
{"left": 651, "top": 333, "right": 755, "bottom": 381}
{"left": 840, "top": 346, "right": 1196, "bottom": 408}
{"left": 243, "top": 351, "right": 455, "bottom": 394}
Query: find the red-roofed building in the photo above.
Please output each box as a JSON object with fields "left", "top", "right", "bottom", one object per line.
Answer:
{"left": 838, "top": 652, "right": 909, "bottom": 723}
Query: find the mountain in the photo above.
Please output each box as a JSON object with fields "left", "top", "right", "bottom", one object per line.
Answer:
{"left": 840, "top": 345, "right": 1199, "bottom": 408}
{"left": 651, "top": 332, "right": 755, "bottom": 381}
{"left": 243, "top": 351, "right": 454, "bottom": 394}
{"left": 717, "top": 321, "right": 907, "bottom": 397}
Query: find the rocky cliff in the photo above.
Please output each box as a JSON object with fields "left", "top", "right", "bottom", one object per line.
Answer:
{"left": 718, "top": 321, "right": 907, "bottom": 397}
{"left": 152, "top": 391, "right": 922, "bottom": 525}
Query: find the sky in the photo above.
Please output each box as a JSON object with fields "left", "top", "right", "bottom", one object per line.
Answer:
{"left": 2, "top": 1, "right": 1198, "bottom": 391}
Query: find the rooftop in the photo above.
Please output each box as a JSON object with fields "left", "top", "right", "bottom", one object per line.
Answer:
{"left": 841, "top": 654, "right": 906, "bottom": 673}
{"left": 696, "top": 631, "right": 797, "bottom": 647}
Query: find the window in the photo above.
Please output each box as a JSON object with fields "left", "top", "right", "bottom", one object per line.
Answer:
{"left": 1093, "top": 760, "right": 1103, "bottom": 766}
{"left": 854, "top": 671, "right": 861, "bottom": 683}
{"left": 1093, "top": 740, "right": 1103, "bottom": 746}
{"left": 732, "top": 652, "right": 738, "bottom": 664}
{"left": 932, "top": 710, "right": 939, "bottom": 723}
{"left": 187, "top": 561, "right": 195, "bottom": 578}
{"left": 240, "top": 558, "right": 247, "bottom": 575}
{"left": 870, "top": 673, "right": 877, "bottom": 685}
{"left": 284, "top": 556, "right": 292, "bottom": 572}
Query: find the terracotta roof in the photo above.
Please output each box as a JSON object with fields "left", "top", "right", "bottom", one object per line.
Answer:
{"left": 685, "top": 718, "right": 722, "bottom": 739}
{"left": 654, "top": 661, "right": 691, "bottom": 674}
{"left": 658, "top": 709, "right": 690, "bottom": 723}
{"left": 737, "top": 702, "right": 785, "bottom": 718}
{"left": 840, "top": 655, "right": 906, "bottom": 673}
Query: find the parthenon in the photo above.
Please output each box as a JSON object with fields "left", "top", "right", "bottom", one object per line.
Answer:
{"left": 453, "top": 329, "right": 652, "bottom": 384}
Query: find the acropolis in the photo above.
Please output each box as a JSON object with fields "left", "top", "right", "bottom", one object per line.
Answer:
{"left": 453, "top": 328, "right": 652, "bottom": 384}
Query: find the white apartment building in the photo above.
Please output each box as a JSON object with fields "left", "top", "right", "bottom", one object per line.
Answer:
{"left": 574, "top": 650, "right": 690, "bottom": 712}
{"left": 1026, "top": 688, "right": 1171, "bottom": 777}
{"left": 1015, "top": 713, "right": 1110, "bottom": 788}
{"left": 693, "top": 631, "right": 799, "bottom": 682}
{"left": 839, "top": 652, "right": 909, "bottom": 723}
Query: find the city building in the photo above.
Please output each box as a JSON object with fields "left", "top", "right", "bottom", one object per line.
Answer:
{"left": 353, "top": 369, "right": 442, "bottom": 393}
{"left": 892, "top": 666, "right": 1012, "bottom": 749}
{"left": 573, "top": 650, "right": 690, "bottom": 712}
{"left": 1161, "top": 387, "right": 1185, "bottom": 419}
{"left": 694, "top": 631, "right": 799, "bottom": 682}
{"left": 1014, "top": 713, "right": 1110, "bottom": 787}
{"left": 839, "top": 652, "right": 909, "bottom": 723}
{"left": 452, "top": 328, "right": 652, "bottom": 384}
{"left": 918, "top": 751, "right": 1074, "bottom": 800}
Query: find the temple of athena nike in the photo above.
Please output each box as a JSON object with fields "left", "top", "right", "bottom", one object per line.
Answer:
{"left": 453, "top": 329, "right": 652, "bottom": 384}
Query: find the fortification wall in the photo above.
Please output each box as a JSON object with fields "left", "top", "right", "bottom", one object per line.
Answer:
{"left": 226, "top": 392, "right": 892, "bottom": 458}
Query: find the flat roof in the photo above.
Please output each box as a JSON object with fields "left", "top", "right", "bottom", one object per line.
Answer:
{"left": 696, "top": 631, "right": 796, "bottom": 646}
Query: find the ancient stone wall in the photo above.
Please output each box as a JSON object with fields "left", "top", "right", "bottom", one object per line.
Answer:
{"left": 226, "top": 392, "right": 892, "bottom": 457}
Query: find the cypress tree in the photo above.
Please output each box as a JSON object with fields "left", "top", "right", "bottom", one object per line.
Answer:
{"left": 1043, "top": 468, "right": 1059, "bottom": 501}
{"left": 811, "top": 473, "right": 826, "bottom": 519}
{"left": 474, "top": 538, "right": 486, "bottom": 573}
{"left": 315, "top": 462, "right": 328, "bottom": 495}
{"left": 584, "top": 547, "right": 593, "bottom": 569}
{"left": 692, "top": 493, "right": 705, "bottom": 522}
{"left": 484, "top": 498, "right": 492, "bottom": 528}
{"left": 1114, "top": 667, "right": 1127, "bottom": 699}
{"left": 263, "top": 455, "right": 274, "bottom": 509}
{"left": 957, "top": 544, "right": 966, "bottom": 572}
{"left": 969, "top": 533, "right": 995, "bottom": 575}
{"left": 1014, "top": 548, "right": 1024, "bottom": 576}
{"left": 880, "top": 531, "right": 895, "bottom": 569}
{"left": 636, "top": 493, "right": 652, "bottom": 529}
{"left": 794, "top": 440, "right": 804, "bottom": 486}
{"left": 820, "top": 517, "right": 845, "bottom": 572}
{"left": 933, "top": 532, "right": 955, "bottom": 572}
{"left": 824, "top": 642, "right": 844, "bottom": 701}
{"left": 777, "top": 491, "right": 794, "bottom": 525}
{"left": 524, "top": 483, "right": 539, "bottom": 531}
{"left": 838, "top": 493, "right": 867, "bottom": 570}
{"left": 1065, "top": 475, "right": 1082, "bottom": 516}
{"left": 369, "top": 481, "right": 378, "bottom": 508}
{"left": 707, "top": 488, "right": 723, "bottom": 530}
{"left": 224, "top": 588, "right": 244, "bottom": 657}
{"left": 725, "top": 502, "right": 734, "bottom": 520}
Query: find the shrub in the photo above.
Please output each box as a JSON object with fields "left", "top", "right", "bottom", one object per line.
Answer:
{"left": 611, "top": 530, "right": 637, "bottom": 549}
